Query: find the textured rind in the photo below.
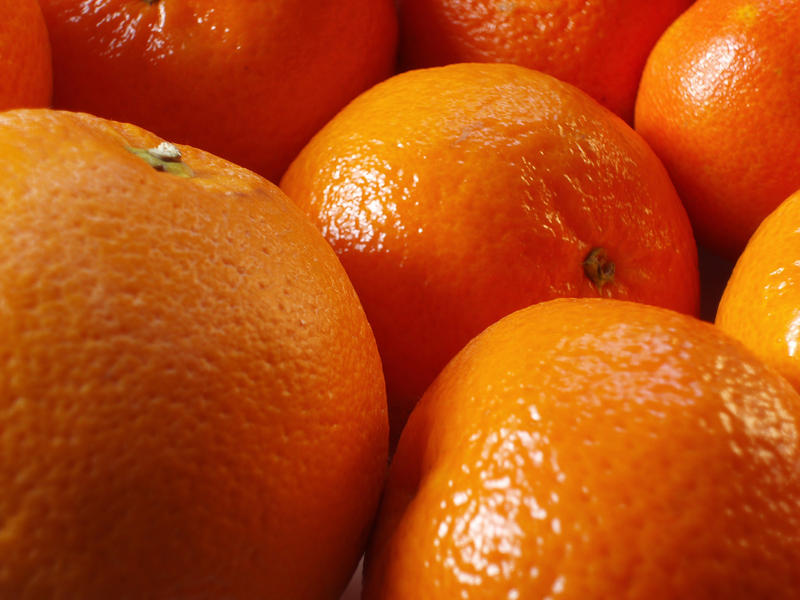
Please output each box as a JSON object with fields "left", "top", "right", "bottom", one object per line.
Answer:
{"left": 716, "top": 189, "right": 800, "bottom": 391}
{"left": 38, "top": 0, "right": 398, "bottom": 181}
{"left": 364, "top": 298, "right": 800, "bottom": 599}
{"left": 282, "top": 62, "right": 700, "bottom": 437}
{"left": 0, "top": 0, "right": 52, "bottom": 109}
{"left": 398, "top": 0, "right": 693, "bottom": 122}
{"left": 634, "top": 0, "right": 800, "bottom": 259}
{"left": 0, "top": 109, "right": 388, "bottom": 599}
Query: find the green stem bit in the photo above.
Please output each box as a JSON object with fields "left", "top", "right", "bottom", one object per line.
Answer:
{"left": 126, "top": 142, "right": 194, "bottom": 178}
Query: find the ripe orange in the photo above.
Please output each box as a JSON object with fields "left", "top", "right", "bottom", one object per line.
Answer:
{"left": 0, "top": 109, "right": 388, "bottom": 599}
{"left": 635, "top": 0, "right": 800, "bottom": 260}
{"left": 37, "top": 0, "right": 398, "bottom": 182}
{"left": 364, "top": 298, "right": 800, "bottom": 599}
{"left": 0, "top": 0, "right": 52, "bottom": 110}
{"left": 397, "top": 0, "right": 693, "bottom": 122}
{"left": 281, "top": 62, "right": 700, "bottom": 442}
{"left": 716, "top": 188, "right": 800, "bottom": 391}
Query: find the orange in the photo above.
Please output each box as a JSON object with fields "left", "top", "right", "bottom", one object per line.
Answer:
{"left": 635, "top": 0, "right": 800, "bottom": 260}
{"left": 397, "top": 0, "right": 693, "bottom": 122}
{"left": 716, "top": 188, "right": 800, "bottom": 391}
{"left": 281, "top": 63, "right": 700, "bottom": 442}
{"left": 364, "top": 297, "right": 800, "bottom": 599}
{"left": 0, "top": 109, "right": 388, "bottom": 599}
{"left": 0, "top": 0, "right": 52, "bottom": 110}
{"left": 37, "top": 0, "right": 398, "bottom": 183}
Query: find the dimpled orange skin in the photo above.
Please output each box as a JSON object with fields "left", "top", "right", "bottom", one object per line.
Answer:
{"left": 0, "top": 0, "right": 52, "bottom": 110}
{"left": 37, "top": 0, "right": 398, "bottom": 183}
{"left": 397, "top": 0, "right": 693, "bottom": 122}
{"left": 0, "top": 109, "right": 388, "bottom": 599}
{"left": 634, "top": 0, "right": 800, "bottom": 260}
{"left": 363, "top": 298, "right": 800, "bottom": 599}
{"left": 716, "top": 189, "right": 800, "bottom": 391}
{"left": 281, "top": 63, "right": 700, "bottom": 441}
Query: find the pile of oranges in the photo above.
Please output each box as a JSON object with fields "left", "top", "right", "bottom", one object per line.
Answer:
{"left": 3, "top": 0, "right": 800, "bottom": 598}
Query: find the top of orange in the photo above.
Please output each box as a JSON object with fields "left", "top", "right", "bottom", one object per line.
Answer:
{"left": 635, "top": 0, "right": 800, "bottom": 259}
{"left": 37, "top": 0, "right": 398, "bottom": 182}
{"left": 364, "top": 297, "right": 800, "bottom": 599}
{"left": 0, "top": 109, "right": 387, "bottom": 598}
{"left": 716, "top": 188, "right": 800, "bottom": 391}
{"left": 397, "top": 0, "right": 693, "bottom": 122}
{"left": 0, "top": 0, "right": 52, "bottom": 110}
{"left": 281, "top": 62, "right": 700, "bottom": 441}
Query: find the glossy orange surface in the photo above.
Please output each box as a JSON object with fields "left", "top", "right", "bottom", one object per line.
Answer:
{"left": 635, "top": 0, "right": 800, "bottom": 259}
{"left": 364, "top": 298, "right": 800, "bottom": 599}
{"left": 717, "top": 189, "right": 800, "bottom": 391}
{"left": 37, "top": 0, "right": 398, "bottom": 182}
{"left": 0, "top": 0, "right": 52, "bottom": 110}
{"left": 397, "top": 0, "right": 693, "bottom": 122}
{"left": 282, "top": 63, "right": 700, "bottom": 441}
{"left": 0, "top": 109, "right": 387, "bottom": 598}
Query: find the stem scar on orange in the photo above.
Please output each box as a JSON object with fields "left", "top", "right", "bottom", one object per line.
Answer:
{"left": 281, "top": 62, "right": 700, "bottom": 443}
{"left": 0, "top": 108, "right": 388, "bottom": 599}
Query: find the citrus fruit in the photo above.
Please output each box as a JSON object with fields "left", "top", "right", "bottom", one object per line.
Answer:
{"left": 37, "top": 0, "right": 398, "bottom": 182}
{"left": 281, "top": 62, "right": 700, "bottom": 442}
{"left": 716, "top": 188, "right": 800, "bottom": 391}
{"left": 364, "top": 297, "right": 800, "bottom": 599}
{"left": 0, "top": 0, "right": 52, "bottom": 110}
{"left": 0, "top": 109, "right": 388, "bottom": 599}
{"left": 635, "top": 0, "right": 800, "bottom": 260}
{"left": 397, "top": 0, "right": 693, "bottom": 122}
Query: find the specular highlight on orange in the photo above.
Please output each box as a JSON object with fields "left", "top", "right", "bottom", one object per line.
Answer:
{"left": 717, "top": 189, "right": 800, "bottom": 392}
{"left": 282, "top": 62, "right": 700, "bottom": 442}
{"left": 364, "top": 298, "right": 800, "bottom": 599}
{"left": 635, "top": 0, "right": 800, "bottom": 259}
{"left": 37, "top": 0, "right": 398, "bottom": 182}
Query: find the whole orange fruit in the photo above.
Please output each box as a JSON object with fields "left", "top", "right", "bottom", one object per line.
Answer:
{"left": 281, "top": 63, "right": 700, "bottom": 442}
{"left": 397, "top": 0, "right": 693, "bottom": 122}
{"left": 0, "top": 0, "right": 52, "bottom": 110}
{"left": 364, "top": 298, "right": 800, "bottom": 599}
{"left": 716, "top": 188, "right": 800, "bottom": 390}
{"left": 37, "top": 0, "right": 398, "bottom": 182}
{"left": 635, "top": 0, "right": 800, "bottom": 260}
{"left": 0, "top": 109, "right": 388, "bottom": 599}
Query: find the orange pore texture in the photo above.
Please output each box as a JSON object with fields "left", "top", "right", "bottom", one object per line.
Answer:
{"left": 37, "top": 0, "right": 398, "bottom": 183}
{"left": 717, "top": 189, "right": 800, "bottom": 392}
{"left": 281, "top": 63, "right": 700, "bottom": 440}
{"left": 634, "top": 0, "right": 800, "bottom": 260}
{"left": 397, "top": 0, "right": 693, "bottom": 122}
{"left": 364, "top": 298, "right": 800, "bottom": 599}
{"left": 0, "top": 109, "right": 388, "bottom": 599}
{"left": 0, "top": 0, "right": 52, "bottom": 110}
